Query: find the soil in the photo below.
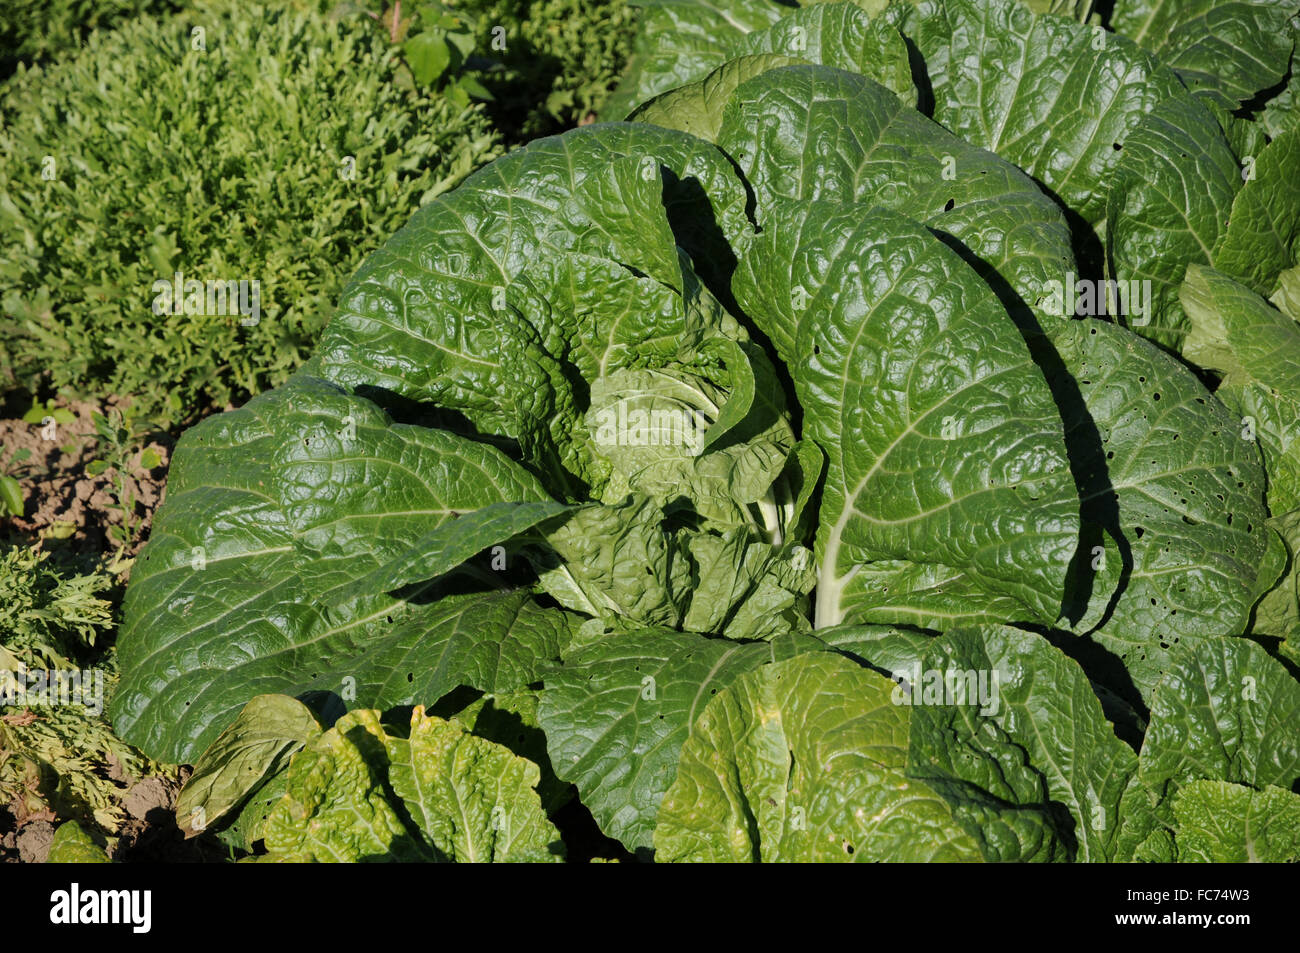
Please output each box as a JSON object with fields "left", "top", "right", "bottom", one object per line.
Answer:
{"left": 0, "top": 769, "right": 228, "bottom": 863}
{"left": 16, "top": 818, "right": 53, "bottom": 862}
{"left": 0, "top": 396, "right": 220, "bottom": 862}
{"left": 0, "top": 397, "right": 172, "bottom": 559}
{"left": 111, "top": 768, "right": 227, "bottom": 862}
{"left": 0, "top": 752, "right": 224, "bottom": 863}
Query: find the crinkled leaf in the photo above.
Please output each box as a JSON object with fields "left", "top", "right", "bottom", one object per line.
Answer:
{"left": 630, "top": 53, "right": 801, "bottom": 140}
{"left": 1110, "top": 0, "right": 1299, "bottom": 109}
{"left": 532, "top": 496, "right": 693, "bottom": 627}
{"left": 1182, "top": 264, "right": 1300, "bottom": 514}
{"left": 907, "top": 626, "right": 1146, "bottom": 862}
{"left": 1171, "top": 780, "right": 1300, "bottom": 862}
{"left": 1105, "top": 94, "right": 1243, "bottom": 349}
{"left": 610, "top": 0, "right": 928, "bottom": 121}
{"left": 531, "top": 495, "right": 813, "bottom": 639}
{"left": 601, "top": 0, "right": 792, "bottom": 120}
{"left": 585, "top": 336, "right": 796, "bottom": 530}
{"left": 811, "top": 623, "right": 936, "bottom": 678}
{"left": 720, "top": 64, "right": 1077, "bottom": 331}
{"left": 263, "top": 707, "right": 561, "bottom": 862}
{"left": 435, "top": 689, "right": 572, "bottom": 814}
{"left": 1213, "top": 129, "right": 1300, "bottom": 296}
{"left": 263, "top": 709, "right": 420, "bottom": 861}
{"left": 370, "top": 588, "right": 576, "bottom": 701}
{"left": 538, "top": 628, "right": 812, "bottom": 851}
{"left": 111, "top": 376, "right": 558, "bottom": 763}
{"left": 728, "top": 3, "right": 916, "bottom": 106}
{"left": 1051, "top": 320, "right": 1270, "bottom": 701}
{"left": 386, "top": 707, "right": 562, "bottom": 862}
{"left": 1137, "top": 637, "right": 1300, "bottom": 821}
{"left": 654, "top": 651, "right": 983, "bottom": 862}
{"left": 735, "top": 201, "right": 1079, "bottom": 629}
{"left": 177, "top": 694, "right": 321, "bottom": 838}
{"left": 895, "top": 0, "right": 1185, "bottom": 227}
{"left": 680, "top": 530, "right": 816, "bottom": 639}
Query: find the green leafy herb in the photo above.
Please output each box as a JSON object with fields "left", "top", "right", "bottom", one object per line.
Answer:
{"left": 111, "top": 0, "right": 1300, "bottom": 863}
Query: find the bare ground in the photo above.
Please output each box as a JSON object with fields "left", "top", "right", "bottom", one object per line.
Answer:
{"left": 0, "top": 396, "right": 226, "bottom": 861}
{"left": 0, "top": 397, "right": 171, "bottom": 559}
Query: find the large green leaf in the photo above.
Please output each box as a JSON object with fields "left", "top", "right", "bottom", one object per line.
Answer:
{"left": 630, "top": 53, "right": 801, "bottom": 142}
{"left": 333, "top": 500, "right": 576, "bottom": 604}
{"left": 263, "top": 707, "right": 562, "bottom": 862}
{"left": 894, "top": 0, "right": 1185, "bottom": 228}
{"left": 653, "top": 651, "right": 983, "bottom": 862}
{"left": 907, "top": 626, "right": 1147, "bottom": 862}
{"left": 537, "top": 628, "right": 814, "bottom": 851}
{"left": 1181, "top": 264, "right": 1300, "bottom": 514}
{"left": 1137, "top": 637, "right": 1300, "bottom": 818}
{"left": 110, "top": 376, "right": 566, "bottom": 762}
{"left": 612, "top": 0, "right": 1103, "bottom": 125}
{"left": 434, "top": 689, "right": 572, "bottom": 815}
{"left": 263, "top": 709, "right": 422, "bottom": 862}
{"left": 627, "top": 2, "right": 917, "bottom": 138}
{"left": 316, "top": 124, "right": 754, "bottom": 496}
{"left": 373, "top": 589, "right": 576, "bottom": 699}
{"left": 1105, "top": 94, "right": 1243, "bottom": 349}
{"left": 1110, "top": 0, "right": 1299, "bottom": 109}
{"left": 1050, "top": 319, "right": 1270, "bottom": 701}
{"left": 601, "top": 0, "right": 794, "bottom": 120}
{"left": 1170, "top": 780, "right": 1300, "bottom": 862}
{"left": 176, "top": 694, "right": 321, "bottom": 838}
{"left": 386, "top": 707, "right": 562, "bottom": 862}
{"left": 726, "top": 3, "right": 915, "bottom": 107}
{"left": 735, "top": 201, "right": 1079, "bottom": 629}
{"left": 811, "top": 623, "right": 937, "bottom": 678}
{"left": 719, "top": 64, "right": 1077, "bottom": 331}
{"left": 1212, "top": 130, "right": 1300, "bottom": 300}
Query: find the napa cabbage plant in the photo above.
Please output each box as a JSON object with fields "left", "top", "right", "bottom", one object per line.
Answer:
{"left": 113, "top": 0, "right": 1300, "bottom": 862}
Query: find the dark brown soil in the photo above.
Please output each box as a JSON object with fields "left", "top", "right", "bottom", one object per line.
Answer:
{"left": 0, "top": 397, "right": 172, "bottom": 559}
{"left": 15, "top": 818, "right": 54, "bottom": 862}
{"left": 0, "top": 396, "right": 220, "bottom": 862}
{"left": 0, "top": 744, "right": 224, "bottom": 863}
{"left": 110, "top": 768, "right": 227, "bottom": 862}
